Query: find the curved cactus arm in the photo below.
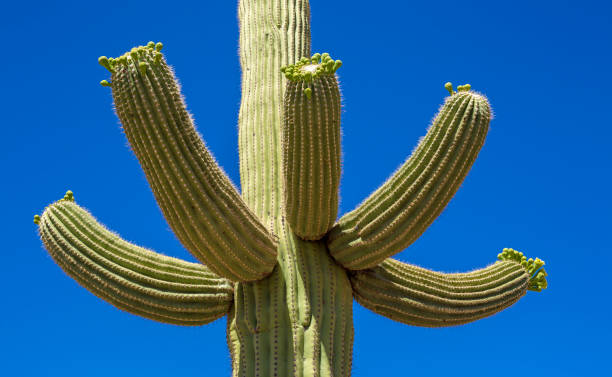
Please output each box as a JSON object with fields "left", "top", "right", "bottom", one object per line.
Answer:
{"left": 327, "top": 86, "right": 491, "bottom": 270}
{"left": 98, "top": 43, "right": 278, "bottom": 282}
{"left": 35, "top": 192, "right": 234, "bottom": 326}
{"left": 281, "top": 54, "right": 342, "bottom": 240}
{"left": 350, "top": 248, "right": 547, "bottom": 327}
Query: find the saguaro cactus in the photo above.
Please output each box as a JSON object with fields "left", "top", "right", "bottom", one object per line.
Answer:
{"left": 34, "top": 1, "right": 547, "bottom": 376}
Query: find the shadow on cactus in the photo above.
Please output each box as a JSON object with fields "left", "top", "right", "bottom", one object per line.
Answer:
{"left": 34, "top": 1, "right": 547, "bottom": 375}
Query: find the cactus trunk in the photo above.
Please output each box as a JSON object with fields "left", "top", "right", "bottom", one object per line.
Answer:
{"left": 231, "top": 1, "right": 354, "bottom": 375}
{"left": 228, "top": 239, "right": 354, "bottom": 376}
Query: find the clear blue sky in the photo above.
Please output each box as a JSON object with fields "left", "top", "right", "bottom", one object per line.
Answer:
{"left": 2, "top": 0, "right": 610, "bottom": 376}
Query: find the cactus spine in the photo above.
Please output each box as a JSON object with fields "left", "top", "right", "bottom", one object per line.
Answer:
{"left": 34, "top": 1, "right": 547, "bottom": 376}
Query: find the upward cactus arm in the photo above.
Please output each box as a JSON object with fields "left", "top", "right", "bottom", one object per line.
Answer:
{"left": 327, "top": 88, "right": 491, "bottom": 270}
{"left": 281, "top": 54, "right": 342, "bottom": 240}
{"left": 99, "top": 44, "right": 278, "bottom": 282}
{"left": 36, "top": 194, "right": 234, "bottom": 326}
{"left": 350, "top": 249, "right": 547, "bottom": 327}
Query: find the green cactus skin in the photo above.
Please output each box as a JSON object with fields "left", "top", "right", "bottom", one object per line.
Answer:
{"left": 108, "top": 44, "right": 278, "bottom": 282}
{"left": 351, "top": 252, "right": 547, "bottom": 327}
{"left": 328, "top": 90, "right": 491, "bottom": 270}
{"left": 282, "top": 54, "right": 342, "bottom": 240}
{"left": 38, "top": 195, "right": 233, "bottom": 325}
{"left": 34, "top": 1, "right": 547, "bottom": 376}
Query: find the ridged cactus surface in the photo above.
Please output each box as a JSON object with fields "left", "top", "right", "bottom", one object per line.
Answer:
{"left": 328, "top": 88, "right": 491, "bottom": 269}
{"left": 282, "top": 54, "right": 342, "bottom": 240}
{"left": 34, "top": 1, "right": 547, "bottom": 376}
{"left": 38, "top": 195, "right": 233, "bottom": 325}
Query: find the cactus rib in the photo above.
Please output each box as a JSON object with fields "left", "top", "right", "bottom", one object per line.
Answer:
{"left": 328, "top": 91, "right": 491, "bottom": 270}
{"left": 107, "top": 44, "right": 278, "bottom": 282}
{"left": 37, "top": 194, "right": 233, "bottom": 325}
{"left": 351, "top": 250, "right": 546, "bottom": 327}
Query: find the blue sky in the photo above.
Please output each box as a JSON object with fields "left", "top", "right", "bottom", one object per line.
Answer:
{"left": 2, "top": 0, "right": 611, "bottom": 376}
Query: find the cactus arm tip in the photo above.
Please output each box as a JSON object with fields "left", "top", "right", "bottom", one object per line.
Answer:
{"left": 498, "top": 248, "right": 548, "bottom": 292}
{"left": 445, "top": 82, "right": 473, "bottom": 95}
{"left": 99, "top": 41, "right": 165, "bottom": 74}
{"left": 99, "top": 42, "right": 165, "bottom": 85}
{"left": 281, "top": 52, "right": 343, "bottom": 82}
{"left": 34, "top": 190, "right": 74, "bottom": 225}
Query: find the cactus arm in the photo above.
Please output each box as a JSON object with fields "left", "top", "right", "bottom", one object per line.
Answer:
{"left": 327, "top": 87, "right": 491, "bottom": 270}
{"left": 36, "top": 193, "right": 234, "bottom": 326}
{"left": 281, "top": 54, "right": 342, "bottom": 240}
{"left": 350, "top": 249, "right": 548, "bottom": 327}
{"left": 99, "top": 45, "right": 278, "bottom": 282}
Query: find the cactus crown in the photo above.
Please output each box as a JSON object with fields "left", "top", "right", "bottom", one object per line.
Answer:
{"left": 281, "top": 52, "right": 342, "bottom": 82}
{"left": 97, "top": 41, "right": 164, "bottom": 81}
{"left": 34, "top": 190, "right": 75, "bottom": 224}
{"left": 444, "top": 82, "right": 472, "bottom": 96}
{"left": 498, "top": 248, "right": 548, "bottom": 291}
